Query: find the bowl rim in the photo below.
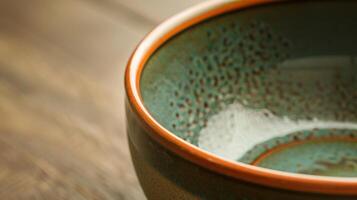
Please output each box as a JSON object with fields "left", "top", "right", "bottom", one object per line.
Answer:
{"left": 125, "top": 0, "right": 357, "bottom": 195}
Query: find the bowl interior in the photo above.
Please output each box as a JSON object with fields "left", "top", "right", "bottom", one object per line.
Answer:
{"left": 140, "top": 1, "right": 357, "bottom": 177}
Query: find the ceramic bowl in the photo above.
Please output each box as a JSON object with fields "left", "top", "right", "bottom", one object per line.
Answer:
{"left": 125, "top": 0, "right": 357, "bottom": 199}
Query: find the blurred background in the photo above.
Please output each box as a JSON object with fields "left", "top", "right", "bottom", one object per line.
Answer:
{"left": 0, "top": 0, "right": 203, "bottom": 199}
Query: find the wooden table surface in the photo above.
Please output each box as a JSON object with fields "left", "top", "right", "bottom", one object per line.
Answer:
{"left": 0, "top": 0, "right": 202, "bottom": 199}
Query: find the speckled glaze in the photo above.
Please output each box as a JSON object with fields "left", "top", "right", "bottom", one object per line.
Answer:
{"left": 126, "top": 0, "right": 357, "bottom": 199}
{"left": 141, "top": 0, "right": 357, "bottom": 176}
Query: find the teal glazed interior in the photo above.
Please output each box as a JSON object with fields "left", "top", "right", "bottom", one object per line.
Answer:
{"left": 140, "top": 1, "right": 357, "bottom": 177}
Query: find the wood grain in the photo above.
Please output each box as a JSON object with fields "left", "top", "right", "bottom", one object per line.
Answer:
{"left": 0, "top": 0, "right": 201, "bottom": 199}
